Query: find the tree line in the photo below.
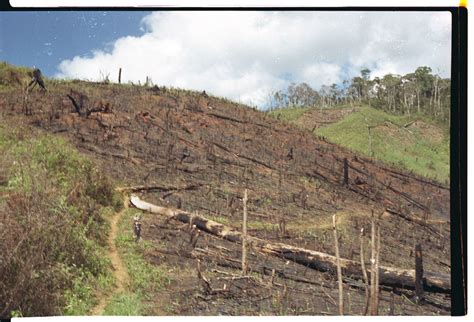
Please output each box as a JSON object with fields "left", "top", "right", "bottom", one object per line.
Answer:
{"left": 268, "top": 66, "right": 451, "bottom": 123}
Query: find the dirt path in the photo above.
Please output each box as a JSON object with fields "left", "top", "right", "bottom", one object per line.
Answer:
{"left": 91, "top": 195, "right": 130, "bottom": 316}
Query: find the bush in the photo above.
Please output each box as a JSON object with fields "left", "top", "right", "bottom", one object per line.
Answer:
{"left": 0, "top": 61, "right": 33, "bottom": 90}
{"left": 0, "top": 131, "right": 116, "bottom": 317}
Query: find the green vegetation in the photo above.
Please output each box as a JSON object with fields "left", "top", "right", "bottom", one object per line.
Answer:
{"left": 248, "top": 220, "right": 278, "bottom": 231}
{"left": 268, "top": 104, "right": 449, "bottom": 183}
{"left": 102, "top": 293, "right": 144, "bottom": 316}
{"left": 103, "top": 208, "right": 170, "bottom": 315}
{"left": 315, "top": 106, "right": 449, "bottom": 183}
{"left": 0, "top": 126, "right": 118, "bottom": 317}
{"left": 0, "top": 61, "right": 33, "bottom": 91}
{"left": 268, "top": 66, "right": 450, "bottom": 124}
{"left": 206, "top": 214, "right": 230, "bottom": 225}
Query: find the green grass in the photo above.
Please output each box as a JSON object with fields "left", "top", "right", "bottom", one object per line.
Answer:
{"left": 266, "top": 105, "right": 449, "bottom": 183}
{"left": 63, "top": 270, "right": 112, "bottom": 316}
{"left": 0, "top": 61, "right": 33, "bottom": 91}
{"left": 103, "top": 208, "right": 170, "bottom": 315}
{"left": 248, "top": 220, "right": 278, "bottom": 231}
{"left": 268, "top": 106, "right": 310, "bottom": 121}
{"left": 206, "top": 214, "right": 230, "bottom": 225}
{"left": 315, "top": 106, "right": 449, "bottom": 183}
{"left": 102, "top": 293, "right": 144, "bottom": 316}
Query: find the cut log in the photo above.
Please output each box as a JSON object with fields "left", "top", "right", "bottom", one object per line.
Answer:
{"left": 130, "top": 195, "right": 450, "bottom": 293}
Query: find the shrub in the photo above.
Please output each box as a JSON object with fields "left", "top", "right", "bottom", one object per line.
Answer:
{"left": 0, "top": 131, "right": 116, "bottom": 317}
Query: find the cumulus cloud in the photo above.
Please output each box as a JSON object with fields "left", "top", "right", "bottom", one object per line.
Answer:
{"left": 56, "top": 11, "right": 451, "bottom": 107}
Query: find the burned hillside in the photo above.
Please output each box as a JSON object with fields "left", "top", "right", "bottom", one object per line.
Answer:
{"left": 0, "top": 80, "right": 451, "bottom": 315}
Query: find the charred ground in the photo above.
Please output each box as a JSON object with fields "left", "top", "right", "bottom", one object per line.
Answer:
{"left": 0, "top": 75, "right": 451, "bottom": 315}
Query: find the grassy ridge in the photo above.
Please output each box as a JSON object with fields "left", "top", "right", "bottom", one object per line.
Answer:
{"left": 315, "top": 106, "right": 449, "bottom": 183}
{"left": 267, "top": 106, "right": 310, "bottom": 121}
{"left": 269, "top": 105, "right": 449, "bottom": 183}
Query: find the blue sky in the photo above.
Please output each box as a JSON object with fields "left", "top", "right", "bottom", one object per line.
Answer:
{"left": 0, "top": 11, "right": 452, "bottom": 106}
{"left": 0, "top": 11, "right": 148, "bottom": 77}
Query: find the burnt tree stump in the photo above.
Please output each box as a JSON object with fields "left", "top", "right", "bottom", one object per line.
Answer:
{"left": 415, "top": 243, "right": 424, "bottom": 303}
{"left": 343, "top": 158, "right": 349, "bottom": 185}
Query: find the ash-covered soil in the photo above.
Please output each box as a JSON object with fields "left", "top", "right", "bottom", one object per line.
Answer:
{"left": 0, "top": 82, "right": 451, "bottom": 315}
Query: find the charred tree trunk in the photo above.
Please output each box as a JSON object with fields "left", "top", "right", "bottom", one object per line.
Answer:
{"left": 415, "top": 244, "right": 424, "bottom": 302}
{"left": 343, "top": 158, "right": 349, "bottom": 185}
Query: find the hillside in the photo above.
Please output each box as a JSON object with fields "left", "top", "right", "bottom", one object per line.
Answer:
{"left": 269, "top": 106, "right": 450, "bottom": 183}
{"left": 0, "top": 63, "right": 451, "bottom": 316}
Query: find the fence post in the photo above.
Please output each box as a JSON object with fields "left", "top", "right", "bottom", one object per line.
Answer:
{"left": 333, "top": 214, "right": 344, "bottom": 315}
{"left": 242, "top": 189, "right": 248, "bottom": 275}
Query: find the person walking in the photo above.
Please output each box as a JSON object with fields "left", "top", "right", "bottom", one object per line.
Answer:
{"left": 133, "top": 215, "right": 142, "bottom": 242}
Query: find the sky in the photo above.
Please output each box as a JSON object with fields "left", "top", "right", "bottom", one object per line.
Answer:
{"left": 0, "top": 10, "right": 452, "bottom": 107}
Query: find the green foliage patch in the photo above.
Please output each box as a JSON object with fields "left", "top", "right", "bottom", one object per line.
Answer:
{"left": 268, "top": 106, "right": 310, "bottom": 122}
{"left": 0, "top": 61, "right": 33, "bottom": 91}
{"left": 0, "top": 127, "right": 117, "bottom": 317}
{"left": 315, "top": 106, "right": 449, "bottom": 183}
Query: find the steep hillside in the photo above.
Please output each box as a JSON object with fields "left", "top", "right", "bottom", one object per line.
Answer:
{"left": 269, "top": 105, "right": 359, "bottom": 130}
{"left": 0, "top": 64, "right": 451, "bottom": 316}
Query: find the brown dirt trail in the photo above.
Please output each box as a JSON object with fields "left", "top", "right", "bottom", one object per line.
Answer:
{"left": 90, "top": 194, "right": 130, "bottom": 316}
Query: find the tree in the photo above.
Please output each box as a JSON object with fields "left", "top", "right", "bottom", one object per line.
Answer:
{"left": 361, "top": 68, "right": 371, "bottom": 81}
{"left": 267, "top": 65, "right": 450, "bottom": 124}
{"left": 414, "top": 66, "right": 434, "bottom": 113}
{"left": 350, "top": 76, "right": 364, "bottom": 103}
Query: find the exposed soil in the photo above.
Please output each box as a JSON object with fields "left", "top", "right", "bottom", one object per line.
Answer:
{"left": 0, "top": 82, "right": 451, "bottom": 315}
{"left": 90, "top": 194, "right": 130, "bottom": 315}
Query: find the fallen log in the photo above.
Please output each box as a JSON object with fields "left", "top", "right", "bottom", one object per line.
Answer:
{"left": 130, "top": 195, "right": 450, "bottom": 293}
{"left": 377, "top": 164, "right": 449, "bottom": 190}
{"left": 207, "top": 111, "right": 275, "bottom": 131}
{"left": 385, "top": 208, "right": 446, "bottom": 237}
{"left": 385, "top": 185, "right": 428, "bottom": 211}
{"left": 78, "top": 143, "right": 142, "bottom": 165}
{"left": 212, "top": 141, "right": 277, "bottom": 171}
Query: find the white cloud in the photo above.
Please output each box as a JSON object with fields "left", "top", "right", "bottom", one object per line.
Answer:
{"left": 56, "top": 11, "right": 451, "bottom": 107}
{"left": 298, "top": 62, "right": 342, "bottom": 87}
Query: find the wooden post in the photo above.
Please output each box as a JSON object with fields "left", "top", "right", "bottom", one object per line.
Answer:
{"left": 415, "top": 243, "right": 424, "bottom": 302}
{"left": 374, "top": 224, "right": 381, "bottom": 314}
{"left": 343, "top": 158, "right": 349, "bottom": 185}
{"left": 242, "top": 189, "right": 248, "bottom": 275}
{"left": 332, "top": 214, "right": 344, "bottom": 315}
{"left": 118, "top": 67, "right": 122, "bottom": 84}
{"left": 360, "top": 228, "right": 370, "bottom": 315}
{"left": 370, "top": 210, "right": 376, "bottom": 315}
